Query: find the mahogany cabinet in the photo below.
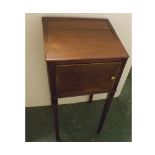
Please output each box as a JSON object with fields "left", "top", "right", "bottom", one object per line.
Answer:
{"left": 42, "top": 17, "right": 129, "bottom": 141}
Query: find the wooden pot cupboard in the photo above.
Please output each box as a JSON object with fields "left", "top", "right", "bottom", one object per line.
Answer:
{"left": 42, "top": 17, "right": 129, "bottom": 141}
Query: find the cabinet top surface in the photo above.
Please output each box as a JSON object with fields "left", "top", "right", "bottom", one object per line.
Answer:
{"left": 42, "top": 17, "right": 128, "bottom": 62}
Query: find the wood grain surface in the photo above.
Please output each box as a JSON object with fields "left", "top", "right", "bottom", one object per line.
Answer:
{"left": 42, "top": 17, "right": 128, "bottom": 62}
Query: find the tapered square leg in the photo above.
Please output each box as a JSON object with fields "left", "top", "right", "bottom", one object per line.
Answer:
{"left": 52, "top": 98, "right": 60, "bottom": 141}
{"left": 97, "top": 91, "right": 115, "bottom": 133}
{"left": 88, "top": 94, "right": 93, "bottom": 103}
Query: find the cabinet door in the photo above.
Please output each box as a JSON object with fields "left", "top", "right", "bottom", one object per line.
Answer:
{"left": 56, "top": 62, "right": 121, "bottom": 97}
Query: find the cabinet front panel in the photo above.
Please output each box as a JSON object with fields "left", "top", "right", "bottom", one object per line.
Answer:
{"left": 56, "top": 62, "right": 121, "bottom": 97}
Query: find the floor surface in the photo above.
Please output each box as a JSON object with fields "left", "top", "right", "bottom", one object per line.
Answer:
{"left": 26, "top": 70, "right": 131, "bottom": 142}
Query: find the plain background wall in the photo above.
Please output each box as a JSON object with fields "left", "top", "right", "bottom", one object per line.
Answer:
{"left": 25, "top": 13, "right": 131, "bottom": 107}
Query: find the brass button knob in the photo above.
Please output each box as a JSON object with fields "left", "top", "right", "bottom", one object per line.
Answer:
{"left": 111, "top": 76, "right": 116, "bottom": 80}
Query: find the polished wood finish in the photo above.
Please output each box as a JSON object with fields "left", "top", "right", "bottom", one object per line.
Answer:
{"left": 42, "top": 17, "right": 128, "bottom": 62}
{"left": 56, "top": 62, "right": 121, "bottom": 97}
{"left": 97, "top": 91, "right": 115, "bottom": 133}
{"left": 42, "top": 17, "right": 129, "bottom": 141}
{"left": 97, "top": 59, "right": 127, "bottom": 133}
{"left": 43, "top": 17, "right": 111, "bottom": 30}
{"left": 47, "top": 63, "right": 60, "bottom": 141}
